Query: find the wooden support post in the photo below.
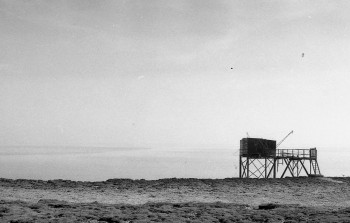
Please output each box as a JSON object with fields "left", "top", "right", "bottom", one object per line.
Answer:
{"left": 239, "top": 156, "right": 242, "bottom": 178}
{"left": 300, "top": 160, "right": 309, "bottom": 176}
{"left": 265, "top": 158, "right": 267, "bottom": 178}
{"left": 247, "top": 157, "right": 249, "bottom": 178}
{"left": 273, "top": 158, "right": 276, "bottom": 178}
{"left": 281, "top": 159, "right": 292, "bottom": 178}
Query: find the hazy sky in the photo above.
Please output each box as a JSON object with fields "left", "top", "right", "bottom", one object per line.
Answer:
{"left": 1, "top": 0, "right": 350, "bottom": 148}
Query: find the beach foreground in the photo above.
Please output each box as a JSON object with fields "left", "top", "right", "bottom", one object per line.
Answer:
{"left": 0, "top": 177, "right": 350, "bottom": 222}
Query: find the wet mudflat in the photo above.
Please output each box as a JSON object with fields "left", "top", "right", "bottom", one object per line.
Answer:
{"left": 1, "top": 177, "right": 350, "bottom": 222}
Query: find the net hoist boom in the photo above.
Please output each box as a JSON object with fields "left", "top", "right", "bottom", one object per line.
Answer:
{"left": 276, "top": 130, "right": 293, "bottom": 148}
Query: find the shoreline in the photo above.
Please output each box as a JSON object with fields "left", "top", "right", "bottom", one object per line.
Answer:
{"left": 1, "top": 177, "right": 350, "bottom": 222}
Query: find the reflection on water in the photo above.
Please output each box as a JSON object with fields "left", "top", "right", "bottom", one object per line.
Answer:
{"left": 0, "top": 146, "right": 347, "bottom": 180}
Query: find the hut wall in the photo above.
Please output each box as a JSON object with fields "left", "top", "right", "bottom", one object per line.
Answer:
{"left": 240, "top": 138, "right": 276, "bottom": 158}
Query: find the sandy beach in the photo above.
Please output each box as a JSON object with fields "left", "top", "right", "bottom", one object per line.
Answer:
{"left": 1, "top": 177, "right": 350, "bottom": 222}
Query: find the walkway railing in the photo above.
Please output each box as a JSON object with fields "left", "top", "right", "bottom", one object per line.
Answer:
{"left": 276, "top": 148, "right": 317, "bottom": 159}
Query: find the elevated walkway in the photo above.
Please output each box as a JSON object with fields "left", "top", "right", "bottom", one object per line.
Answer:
{"left": 275, "top": 148, "right": 317, "bottom": 160}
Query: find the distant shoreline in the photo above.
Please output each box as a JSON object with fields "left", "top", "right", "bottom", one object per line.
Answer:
{"left": 0, "top": 176, "right": 348, "bottom": 183}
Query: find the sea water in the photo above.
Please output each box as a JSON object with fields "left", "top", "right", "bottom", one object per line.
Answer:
{"left": 0, "top": 146, "right": 347, "bottom": 181}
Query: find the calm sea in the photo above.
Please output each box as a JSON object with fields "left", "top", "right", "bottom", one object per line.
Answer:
{"left": 0, "top": 146, "right": 347, "bottom": 181}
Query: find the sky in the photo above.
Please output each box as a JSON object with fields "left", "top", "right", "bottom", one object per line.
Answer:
{"left": 1, "top": 0, "right": 350, "bottom": 149}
